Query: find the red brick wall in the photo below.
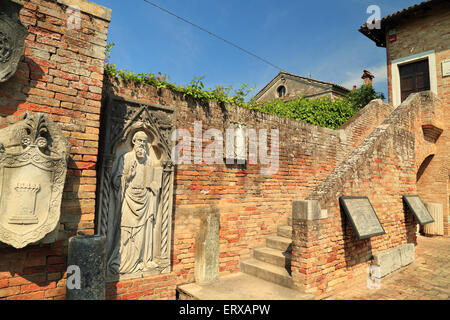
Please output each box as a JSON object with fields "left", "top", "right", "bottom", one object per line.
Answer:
{"left": 384, "top": 2, "right": 449, "bottom": 235}
{"left": 106, "top": 274, "right": 177, "bottom": 300}
{"left": 291, "top": 92, "right": 445, "bottom": 296}
{"left": 0, "top": 0, "right": 109, "bottom": 300}
{"left": 103, "top": 78, "right": 394, "bottom": 294}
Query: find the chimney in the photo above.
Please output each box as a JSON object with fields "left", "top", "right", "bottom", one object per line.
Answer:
{"left": 362, "top": 70, "right": 374, "bottom": 86}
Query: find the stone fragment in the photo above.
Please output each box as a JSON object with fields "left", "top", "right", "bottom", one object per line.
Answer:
{"left": 195, "top": 212, "right": 220, "bottom": 285}
{"left": 292, "top": 200, "right": 327, "bottom": 221}
{"left": 67, "top": 235, "right": 106, "bottom": 300}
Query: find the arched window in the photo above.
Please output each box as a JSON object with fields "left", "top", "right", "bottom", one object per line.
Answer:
{"left": 277, "top": 85, "right": 286, "bottom": 98}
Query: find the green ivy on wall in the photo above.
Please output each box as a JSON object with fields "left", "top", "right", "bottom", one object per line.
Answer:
{"left": 104, "top": 43, "right": 384, "bottom": 130}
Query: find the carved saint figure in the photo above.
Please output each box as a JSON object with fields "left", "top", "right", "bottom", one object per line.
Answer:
{"left": 109, "top": 130, "right": 162, "bottom": 274}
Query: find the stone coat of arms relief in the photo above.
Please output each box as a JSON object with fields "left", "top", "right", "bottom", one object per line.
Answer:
{"left": 0, "top": 112, "right": 71, "bottom": 248}
{"left": 97, "top": 97, "right": 175, "bottom": 278}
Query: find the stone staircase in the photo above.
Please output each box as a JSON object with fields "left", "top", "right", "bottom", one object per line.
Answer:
{"left": 240, "top": 217, "right": 295, "bottom": 289}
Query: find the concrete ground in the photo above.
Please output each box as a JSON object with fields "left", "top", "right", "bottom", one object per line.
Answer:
{"left": 328, "top": 235, "right": 450, "bottom": 300}
{"left": 177, "top": 272, "right": 314, "bottom": 300}
{"left": 178, "top": 236, "right": 449, "bottom": 300}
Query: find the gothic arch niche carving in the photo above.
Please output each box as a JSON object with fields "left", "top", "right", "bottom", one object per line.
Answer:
{"left": 97, "top": 97, "right": 175, "bottom": 278}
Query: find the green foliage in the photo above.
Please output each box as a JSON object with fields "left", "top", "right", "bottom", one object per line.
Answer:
{"left": 248, "top": 95, "right": 356, "bottom": 129}
{"left": 104, "top": 43, "right": 385, "bottom": 130}
{"left": 104, "top": 43, "right": 253, "bottom": 107}
{"left": 345, "top": 84, "right": 385, "bottom": 111}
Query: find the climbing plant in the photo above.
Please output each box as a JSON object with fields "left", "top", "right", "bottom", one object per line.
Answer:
{"left": 104, "top": 43, "right": 385, "bottom": 129}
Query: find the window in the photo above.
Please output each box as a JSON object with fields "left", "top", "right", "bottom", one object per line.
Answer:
{"left": 399, "top": 59, "right": 430, "bottom": 102}
{"left": 391, "top": 50, "right": 437, "bottom": 107}
{"left": 277, "top": 85, "right": 286, "bottom": 98}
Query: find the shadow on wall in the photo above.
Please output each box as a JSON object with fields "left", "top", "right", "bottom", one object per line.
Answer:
{"left": 403, "top": 202, "right": 418, "bottom": 245}
{"left": 0, "top": 57, "right": 83, "bottom": 299}
{"left": 340, "top": 207, "right": 373, "bottom": 271}
{"left": 0, "top": 57, "right": 50, "bottom": 122}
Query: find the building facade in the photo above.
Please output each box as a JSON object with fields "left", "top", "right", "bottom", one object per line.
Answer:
{"left": 253, "top": 71, "right": 350, "bottom": 103}
{"left": 360, "top": 0, "right": 450, "bottom": 236}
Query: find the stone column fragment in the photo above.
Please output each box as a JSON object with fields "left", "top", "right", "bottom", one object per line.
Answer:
{"left": 195, "top": 212, "right": 220, "bottom": 285}
{"left": 67, "top": 235, "right": 106, "bottom": 300}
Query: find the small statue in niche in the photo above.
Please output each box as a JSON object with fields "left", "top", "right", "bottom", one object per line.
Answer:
{"left": 108, "top": 130, "right": 163, "bottom": 274}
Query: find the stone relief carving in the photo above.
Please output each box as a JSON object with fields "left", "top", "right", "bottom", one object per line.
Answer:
{"left": 0, "top": 1, "right": 27, "bottom": 82}
{"left": 0, "top": 112, "right": 71, "bottom": 248}
{"left": 98, "top": 97, "right": 175, "bottom": 276}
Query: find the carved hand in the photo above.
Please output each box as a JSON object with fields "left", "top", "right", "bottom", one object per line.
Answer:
{"left": 149, "top": 181, "right": 160, "bottom": 194}
{"left": 128, "top": 161, "right": 137, "bottom": 181}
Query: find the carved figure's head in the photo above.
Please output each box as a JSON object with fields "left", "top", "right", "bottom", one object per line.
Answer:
{"left": 132, "top": 131, "right": 148, "bottom": 160}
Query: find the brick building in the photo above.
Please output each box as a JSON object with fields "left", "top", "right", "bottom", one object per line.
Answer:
{"left": 253, "top": 71, "right": 350, "bottom": 103}
{"left": 360, "top": 0, "right": 449, "bottom": 236}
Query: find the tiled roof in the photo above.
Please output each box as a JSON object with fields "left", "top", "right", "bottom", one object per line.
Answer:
{"left": 359, "top": 0, "right": 446, "bottom": 47}
{"left": 253, "top": 71, "right": 350, "bottom": 101}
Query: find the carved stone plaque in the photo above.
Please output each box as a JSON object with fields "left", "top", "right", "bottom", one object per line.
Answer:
{"left": 0, "top": 1, "right": 27, "bottom": 82}
{"left": 98, "top": 96, "right": 175, "bottom": 277}
{"left": 0, "top": 112, "right": 71, "bottom": 248}
{"left": 339, "top": 196, "right": 385, "bottom": 240}
{"left": 403, "top": 195, "right": 434, "bottom": 225}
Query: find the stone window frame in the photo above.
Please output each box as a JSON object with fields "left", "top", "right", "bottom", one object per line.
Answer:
{"left": 276, "top": 84, "right": 287, "bottom": 98}
{"left": 391, "top": 50, "right": 438, "bottom": 107}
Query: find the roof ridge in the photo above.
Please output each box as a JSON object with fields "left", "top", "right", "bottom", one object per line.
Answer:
{"left": 253, "top": 71, "right": 349, "bottom": 100}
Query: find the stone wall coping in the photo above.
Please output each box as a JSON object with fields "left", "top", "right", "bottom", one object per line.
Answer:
{"left": 11, "top": 0, "right": 112, "bottom": 22}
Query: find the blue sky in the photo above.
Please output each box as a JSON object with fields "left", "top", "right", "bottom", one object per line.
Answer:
{"left": 95, "top": 0, "right": 421, "bottom": 100}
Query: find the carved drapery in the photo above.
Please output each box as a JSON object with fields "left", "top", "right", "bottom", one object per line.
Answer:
{"left": 97, "top": 96, "right": 175, "bottom": 276}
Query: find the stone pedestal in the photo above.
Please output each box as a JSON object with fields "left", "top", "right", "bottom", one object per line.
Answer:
{"left": 195, "top": 213, "right": 220, "bottom": 285}
{"left": 67, "top": 235, "right": 106, "bottom": 300}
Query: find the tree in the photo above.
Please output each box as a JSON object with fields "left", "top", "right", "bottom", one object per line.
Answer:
{"left": 345, "top": 84, "right": 385, "bottom": 111}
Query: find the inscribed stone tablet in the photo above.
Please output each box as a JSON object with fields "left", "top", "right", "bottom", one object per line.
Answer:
{"left": 339, "top": 197, "right": 386, "bottom": 240}
{"left": 402, "top": 195, "right": 434, "bottom": 225}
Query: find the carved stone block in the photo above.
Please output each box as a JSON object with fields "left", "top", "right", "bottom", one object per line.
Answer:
{"left": 98, "top": 97, "right": 175, "bottom": 277}
{"left": 67, "top": 235, "right": 107, "bottom": 300}
{"left": 195, "top": 212, "right": 220, "bottom": 285}
{"left": 0, "top": 112, "right": 71, "bottom": 248}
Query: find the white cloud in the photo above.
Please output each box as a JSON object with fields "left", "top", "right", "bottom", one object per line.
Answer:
{"left": 342, "top": 64, "right": 387, "bottom": 89}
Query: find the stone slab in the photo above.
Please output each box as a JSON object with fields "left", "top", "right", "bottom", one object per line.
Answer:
{"left": 403, "top": 195, "right": 434, "bottom": 225}
{"left": 195, "top": 212, "right": 220, "bottom": 285}
{"left": 399, "top": 243, "right": 415, "bottom": 267}
{"left": 67, "top": 235, "right": 106, "bottom": 300}
{"left": 178, "top": 272, "right": 314, "bottom": 300}
{"left": 373, "top": 243, "right": 415, "bottom": 278}
{"left": 339, "top": 196, "right": 385, "bottom": 240}
{"left": 292, "top": 200, "right": 327, "bottom": 221}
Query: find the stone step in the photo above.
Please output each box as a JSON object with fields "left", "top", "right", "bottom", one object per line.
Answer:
{"left": 277, "top": 225, "right": 292, "bottom": 238}
{"left": 266, "top": 235, "right": 292, "bottom": 252}
{"left": 253, "top": 247, "right": 292, "bottom": 268}
{"left": 177, "top": 272, "right": 314, "bottom": 300}
{"left": 288, "top": 216, "right": 292, "bottom": 226}
{"left": 240, "top": 259, "right": 295, "bottom": 289}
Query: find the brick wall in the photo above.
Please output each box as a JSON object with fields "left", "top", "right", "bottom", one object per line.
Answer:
{"left": 0, "top": 0, "right": 110, "bottom": 300}
{"left": 103, "top": 77, "right": 394, "bottom": 295}
{"left": 385, "top": 2, "right": 449, "bottom": 235}
{"left": 290, "top": 92, "right": 445, "bottom": 296}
